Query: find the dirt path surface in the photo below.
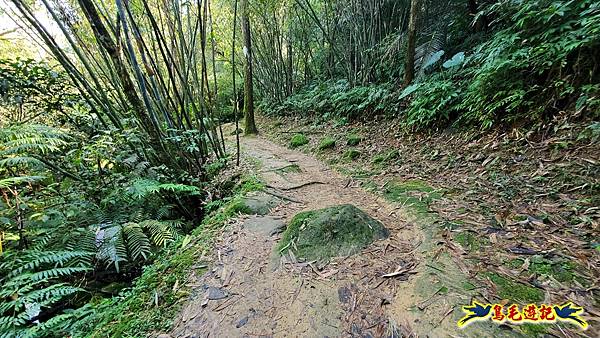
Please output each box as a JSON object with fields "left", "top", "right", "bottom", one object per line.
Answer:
{"left": 169, "top": 134, "right": 515, "bottom": 338}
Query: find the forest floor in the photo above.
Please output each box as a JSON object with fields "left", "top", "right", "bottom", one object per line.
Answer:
{"left": 167, "top": 116, "right": 598, "bottom": 338}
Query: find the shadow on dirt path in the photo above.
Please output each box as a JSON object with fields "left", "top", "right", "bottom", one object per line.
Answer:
{"left": 169, "top": 132, "right": 522, "bottom": 338}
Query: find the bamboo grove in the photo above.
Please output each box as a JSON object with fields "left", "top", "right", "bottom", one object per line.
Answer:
{"left": 8, "top": 0, "right": 227, "bottom": 176}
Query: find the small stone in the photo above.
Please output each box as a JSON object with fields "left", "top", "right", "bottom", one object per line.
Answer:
{"left": 207, "top": 286, "right": 228, "bottom": 300}
{"left": 338, "top": 286, "right": 352, "bottom": 304}
{"left": 236, "top": 316, "right": 249, "bottom": 328}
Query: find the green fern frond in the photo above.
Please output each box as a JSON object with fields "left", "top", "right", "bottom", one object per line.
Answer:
{"left": 0, "top": 176, "right": 45, "bottom": 189}
{"left": 14, "top": 267, "right": 90, "bottom": 282}
{"left": 122, "top": 223, "right": 151, "bottom": 261}
{"left": 139, "top": 220, "right": 179, "bottom": 247}
{"left": 0, "top": 156, "right": 44, "bottom": 168}
{"left": 22, "top": 284, "right": 82, "bottom": 305}
{"left": 96, "top": 225, "right": 128, "bottom": 272}
{"left": 5, "top": 251, "right": 93, "bottom": 278}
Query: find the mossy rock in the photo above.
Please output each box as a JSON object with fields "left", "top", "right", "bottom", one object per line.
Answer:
{"left": 290, "top": 134, "right": 309, "bottom": 148}
{"left": 277, "top": 204, "right": 389, "bottom": 261}
{"left": 228, "top": 192, "right": 279, "bottom": 216}
{"left": 346, "top": 133, "right": 362, "bottom": 146}
{"left": 318, "top": 136, "right": 336, "bottom": 150}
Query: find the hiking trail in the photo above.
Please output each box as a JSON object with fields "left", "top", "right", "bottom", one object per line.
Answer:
{"left": 169, "top": 131, "right": 519, "bottom": 338}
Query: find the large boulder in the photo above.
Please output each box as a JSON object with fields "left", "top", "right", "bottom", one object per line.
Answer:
{"left": 278, "top": 204, "right": 389, "bottom": 261}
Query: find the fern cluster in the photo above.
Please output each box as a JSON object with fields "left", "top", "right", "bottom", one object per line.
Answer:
{"left": 0, "top": 121, "right": 207, "bottom": 336}
{"left": 0, "top": 250, "right": 93, "bottom": 337}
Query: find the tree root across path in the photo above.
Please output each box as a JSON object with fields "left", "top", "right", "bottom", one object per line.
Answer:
{"left": 266, "top": 180, "right": 326, "bottom": 191}
{"left": 168, "top": 130, "right": 523, "bottom": 338}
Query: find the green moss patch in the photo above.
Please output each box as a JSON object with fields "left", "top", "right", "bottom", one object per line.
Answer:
{"left": 277, "top": 204, "right": 389, "bottom": 261}
{"left": 318, "top": 136, "right": 336, "bottom": 150}
{"left": 381, "top": 179, "right": 441, "bottom": 214}
{"left": 506, "top": 256, "right": 575, "bottom": 283}
{"left": 290, "top": 133, "right": 309, "bottom": 148}
{"left": 454, "top": 231, "right": 484, "bottom": 251}
{"left": 485, "top": 272, "right": 545, "bottom": 303}
{"left": 346, "top": 133, "right": 362, "bottom": 146}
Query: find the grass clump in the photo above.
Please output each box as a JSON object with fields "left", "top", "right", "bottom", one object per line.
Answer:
{"left": 485, "top": 272, "right": 545, "bottom": 303}
{"left": 372, "top": 149, "right": 400, "bottom": 165}
{"left": 346, "top": 133, "right": 362, "bottom": 146}
{"left": 318, "top": 136, "right": 336, "bottom": 150}
{"left": 342, "top": 149, "right": 361, "bottom": 161}
{"left": 290, "top": 133, "right": 309, "bottom": 148}
{"left": 277, "top": 204, "right": 389, "bottom": 261}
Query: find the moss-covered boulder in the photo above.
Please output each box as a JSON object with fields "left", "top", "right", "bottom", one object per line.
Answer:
{"left": 278, "top": 204, "right": 389, "bottom": 261}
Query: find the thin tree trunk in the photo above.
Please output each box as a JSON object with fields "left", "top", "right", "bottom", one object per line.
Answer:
{"left": 232, "top": 0, "right": 241, "bottom": 165}
{"left": 404, "top": 0, "right": 420, "bottom": 86}
{"left": 76, "top": 0, "right": 155, "bottom": 134}
{"left": 241, "top": 0, "right": 258, "bottom": 135}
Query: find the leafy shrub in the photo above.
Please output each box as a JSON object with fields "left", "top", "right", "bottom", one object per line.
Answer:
{"left": 457, "top": 0, "right": 600, "bottom": 127}
{"left": 401, "top": 76, "right": 460, "bottom": 129}
{"left": 261, "top": 80, "right": 398, "bottom": 121}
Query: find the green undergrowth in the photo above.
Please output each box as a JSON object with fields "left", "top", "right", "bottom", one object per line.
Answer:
{"left": 318, "top": 136, "right": 336, "bottom": 150}
{"left": 77, "top": 175, "right": 263, "bottom": 337}
{"left": 262, "top": 0, "right": 600, "bottom": 130}
{"left": 342, "top": 149, "right": 361, "bottom": 161}
{"left": 454, "top": 231, "right": 485, "bottom": 252}
{"left": 372, "top": 149, "right": 400, "bottom": 165}
{"left": 290, "top": 133, "right": 309, "bottom": 148}
{"left": 346, "top": 133, "right": 362, "bottom": 146}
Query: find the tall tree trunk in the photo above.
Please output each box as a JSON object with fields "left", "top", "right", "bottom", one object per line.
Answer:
{"left": 241, "top": 0, "right": 258, "bottom": 135}
{"left": 403, "top": 0, "right": 420, "bottom": 86}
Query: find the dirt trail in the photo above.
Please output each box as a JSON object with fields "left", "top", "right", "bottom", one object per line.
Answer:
{"left": 169, "top": 134, "right": 513, "bottom": 337}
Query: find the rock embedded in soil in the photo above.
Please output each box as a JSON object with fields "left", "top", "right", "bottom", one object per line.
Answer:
{"left": 236, "top": 191, "right": 280, "bottom": 215}
{"left": 278, "top": 204, "right": 389, "bottom": 261}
